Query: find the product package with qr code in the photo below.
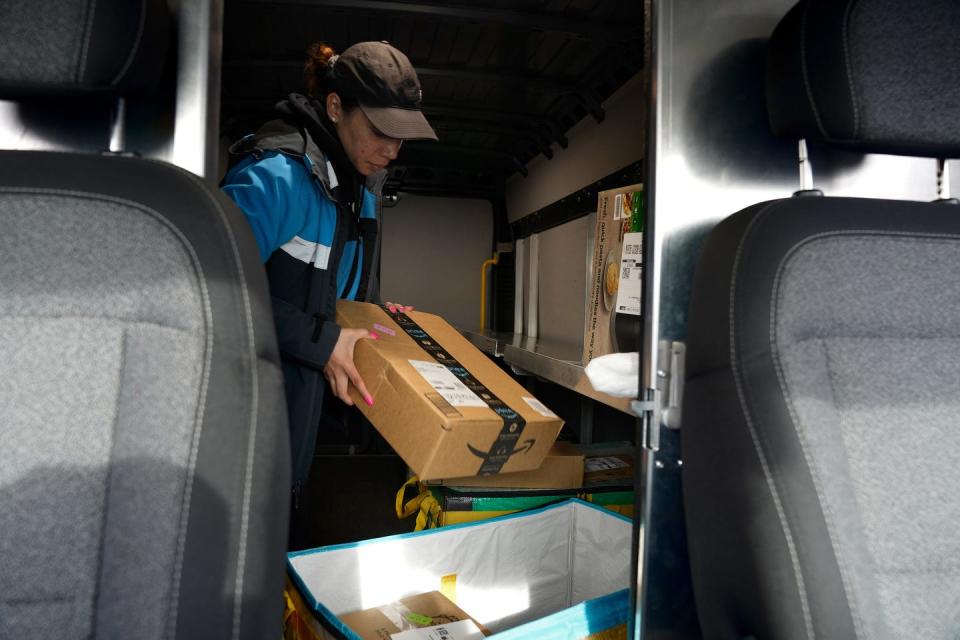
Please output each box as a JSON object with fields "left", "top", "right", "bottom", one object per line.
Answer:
{"left": 583, "top": 184, "right": 644, "bottom": 364}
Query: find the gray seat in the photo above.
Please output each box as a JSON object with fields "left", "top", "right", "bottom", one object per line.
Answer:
{"left": 0, "top": 2, "right": 290, "bottom": 639}
{"left": 682, "top": 0, "right": 960, "bottom": 638}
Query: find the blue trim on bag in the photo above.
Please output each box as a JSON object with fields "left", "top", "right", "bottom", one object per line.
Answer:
{"left": 286, "top": 497, "right": 632, "bottom": 638}
{"left": 288, "top": 497, "right": 630, "bottom": 560}
{"left": 488, "top": 589, "right": 631, "bottom": 640}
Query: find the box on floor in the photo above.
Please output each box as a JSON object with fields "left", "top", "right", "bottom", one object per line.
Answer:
{"left": 403, "top": 443, "right": 636, "bottom": 529}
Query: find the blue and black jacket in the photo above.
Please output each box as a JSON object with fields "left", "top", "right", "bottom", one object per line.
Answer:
{"left": 222, "top": 94, "right": 384, "bottom": 488}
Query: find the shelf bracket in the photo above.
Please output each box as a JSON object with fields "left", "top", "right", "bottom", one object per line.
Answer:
{"left": 636, "top": 387, "right": 659, "bottom": 451}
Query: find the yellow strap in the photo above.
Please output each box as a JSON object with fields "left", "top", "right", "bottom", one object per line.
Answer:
{"left": 283, "top": 589, "right": 297, "bottom": 627}
{"left": 283, "top": 587, "right": 311, "bottom": 640}
{"left": 396, "top": 476, "right": 427, "bottom": 519}
{"left": 415, "top": 494, "right": 441, "bottom": 531}
{"left": 396, "top": 476, "right": 443, "bottom": 530}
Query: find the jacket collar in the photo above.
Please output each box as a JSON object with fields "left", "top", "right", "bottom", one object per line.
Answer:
{"left": 233, "top": 94, "right": 388, "bottom": 202}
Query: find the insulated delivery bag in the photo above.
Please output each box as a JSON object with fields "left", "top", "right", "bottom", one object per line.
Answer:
{"left": 285, "top": 499, "right": 631, "bottom": 640}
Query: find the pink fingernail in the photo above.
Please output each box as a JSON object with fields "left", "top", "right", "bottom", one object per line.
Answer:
{"left": 370, "top": 331, "right": 379, "bottom": 340}
{"left": 365, "top": 395, "right": 374, "bottom": 406}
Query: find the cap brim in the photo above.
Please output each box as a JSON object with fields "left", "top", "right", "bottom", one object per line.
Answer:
{"left": 361, "top": 104, "right": 438, "bottom": 141}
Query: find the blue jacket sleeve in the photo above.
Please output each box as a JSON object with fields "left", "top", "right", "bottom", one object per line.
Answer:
{"left": 221, "top": 152, "right": 310, "bottom": 262}
{"left": 223, "top": 152, "right": 341, "bottom": 369}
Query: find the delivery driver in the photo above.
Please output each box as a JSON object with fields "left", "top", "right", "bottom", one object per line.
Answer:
{"left": 221, "top": 41, "right": 437, "bottom": 500}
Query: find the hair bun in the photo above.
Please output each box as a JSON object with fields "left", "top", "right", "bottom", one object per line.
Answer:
{"left": 304, "top": 42, "right": 336, "bottom": 97}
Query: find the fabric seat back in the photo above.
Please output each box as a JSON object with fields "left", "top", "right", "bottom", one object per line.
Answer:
{"left": 682, "top": 1, "right": 960, "bottom": 638}
{"left": 0, "top": 3, "right": 290, "bottom": 639}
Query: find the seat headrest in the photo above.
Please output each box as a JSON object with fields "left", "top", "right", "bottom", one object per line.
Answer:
{"left": 0, "top": 0, "right": 170, "bottom": 98}
{"left": 766, "top": 0, "right": 960, "bottom": 157}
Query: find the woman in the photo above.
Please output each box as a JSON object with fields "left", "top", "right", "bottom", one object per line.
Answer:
{"left": 222, "top": 41, "right": 437, "bottom": 493}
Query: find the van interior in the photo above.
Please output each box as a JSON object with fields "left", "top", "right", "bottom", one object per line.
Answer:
{"left": 2, "top": 0, "right": 958, "bottom": 639}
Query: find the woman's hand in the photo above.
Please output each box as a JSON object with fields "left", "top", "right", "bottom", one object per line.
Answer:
{"left": 385, "top": 301, "right": 415, "bottom": 314}
{"left": 323, "top": 328, "right": 377, "bottom": 406}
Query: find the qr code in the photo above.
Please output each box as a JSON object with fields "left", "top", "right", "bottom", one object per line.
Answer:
{"left": 622, "top": 267, "right": 631, "bottom": 279}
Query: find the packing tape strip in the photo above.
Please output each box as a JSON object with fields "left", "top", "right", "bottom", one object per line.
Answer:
{"left": 377, "top": 600, "right": 421, "bottom": 631}
{"left": 384, "top": 306, "right": 528, "bottom": 475}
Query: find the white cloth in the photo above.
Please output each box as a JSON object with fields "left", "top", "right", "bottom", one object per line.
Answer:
{"left": 584, "top": 352, "right": 639, "bottom": 398}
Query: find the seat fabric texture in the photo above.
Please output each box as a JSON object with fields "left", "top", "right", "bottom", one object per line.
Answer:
{"left": 0, "top": 152, "right": 289, "bottom": 640}
{"left": 683, "top": 195, "right": 960, "bottom": 639}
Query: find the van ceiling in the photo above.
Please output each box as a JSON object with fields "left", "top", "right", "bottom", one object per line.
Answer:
{"left": 222, "top": 1, "right": 644, "bottom": 199}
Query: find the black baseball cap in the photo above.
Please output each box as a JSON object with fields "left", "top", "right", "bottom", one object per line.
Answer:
{"left": 333, "top": 41, "right": 438, "bottom": 141}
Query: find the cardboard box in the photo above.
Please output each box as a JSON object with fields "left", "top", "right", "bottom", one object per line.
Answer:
{"left": 336, "top": 301, "right": 564, "bottom": 480}
{"left": 425, "top": 443, "right": 635, "bottom": 492}
{"left": 583, "top": 184, "right": 644, "bottom": 364}
{"left": 582, "top": 449, "right": 635, "bottom": 489}
{"left": 425, "top": 441, "right": 584, "bottom": 490}
{"left": 340, "top": 591, "right": 489, "bottom": 639}
{"left": 404, "top": 445, "right": 637, "bottom": 529}
{"left": 284, "top": 583, "right": 489, "bottom": 640}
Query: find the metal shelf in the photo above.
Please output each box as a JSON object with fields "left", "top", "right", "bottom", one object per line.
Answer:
{"left": 461, "top": 329, "right": 636, "bottom": 415}
{"left": 462, "top": 329, "right": 516, "bottom": 357}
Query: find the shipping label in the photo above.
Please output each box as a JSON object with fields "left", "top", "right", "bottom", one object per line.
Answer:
{"left": 615, "top": 231, "right": 643, "bottom": 316}
{"left": 585, "top": 456, "right": 630, "bottom": 472}
{"left": 390, "top": 619, "right": 486, "bottom": 640}
{"left": 410, "top": 360, "right": 487, "bottom": 408}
